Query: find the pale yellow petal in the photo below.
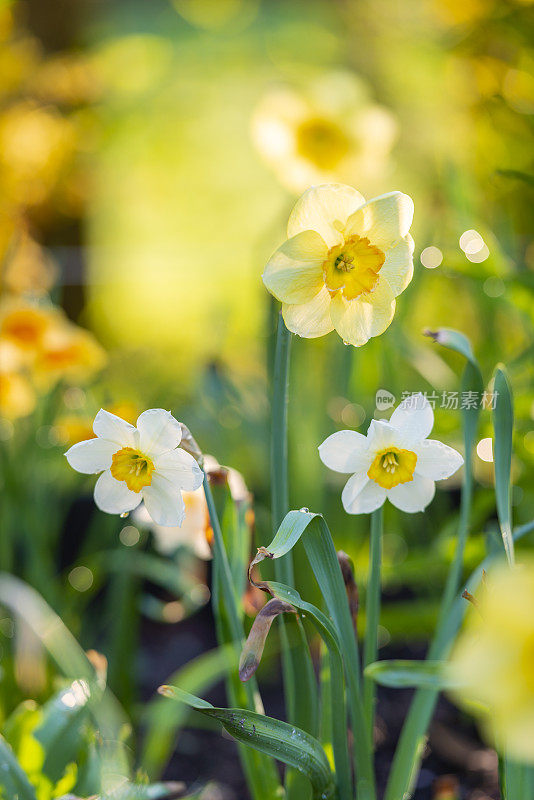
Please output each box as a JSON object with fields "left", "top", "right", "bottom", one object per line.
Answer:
{"left": 330, "top": 278, "right": 395, "bottom": 346}
{"left": 380, "top": 234, "right": 415, "bottom": 296}
{"left": 287, "top": 184, "right": 366, "bottom": 248}
{"left": 282, "top": 286, "right": 333, "bottom": 338}
{"left": 263, "top": 230, "right": 327, "bottom": 303}
{"left": 364, "top": 277, "right": 396, "bottom": 336}
{"left": 345, "top": 191, "right": 414, "bottom": 250}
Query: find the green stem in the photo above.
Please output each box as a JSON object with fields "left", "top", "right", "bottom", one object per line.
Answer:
{"left": 363, "top": 507, "right": 383, "bottom": 746}
{"left": 271, "top": 313, "right": 293, "bottom": 582}
{"left": 271, "top": 313, "right": 316, "bottom": 799}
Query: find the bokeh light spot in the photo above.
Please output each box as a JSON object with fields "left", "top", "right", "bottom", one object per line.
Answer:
{"left": 68, "top": 565, "right": 93, "bottom": 592}
{"left": 476, "top": 437, "right": 493, "bottom": 463}
{"left": 420, "top": 246, "right": 443, "bottom": 269}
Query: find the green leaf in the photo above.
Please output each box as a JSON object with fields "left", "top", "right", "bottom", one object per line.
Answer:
{"left": 33, "top": 684, "right": 89, "bottom": 783}
{"left": 424, "top": 327, "right": 477, "bottom": 365}
{"left": 158, "top": 686, "right": 335, "bottom": 800}
{"left": 264, "top": 582, "right": 352, "bottom": 800}
{"left": 203, "top": 477, "right": 282, "bottom": 800}
{"left": 0, "top": 574, "right": 132, "bottom": 791}
{"left": 364, "top": 660, "right": 461, "bottom": 690}
{"left": 251, "top": 510, "right": 375, "bottom": 800}
{"left": 0, "top": 735, "right": 37, "bottom": 800}
{"left": 493, "top": 366, "right": 515, "bottom": 566}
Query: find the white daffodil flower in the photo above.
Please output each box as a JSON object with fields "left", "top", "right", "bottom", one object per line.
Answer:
{"left": 319, "top": 393, "right": 463, "bottom": 514}
{"left": 262, "top": 183, "right": 414, "bottom": 346}
{"left": 65, "top": 408, "right": 204, "bottom": 526}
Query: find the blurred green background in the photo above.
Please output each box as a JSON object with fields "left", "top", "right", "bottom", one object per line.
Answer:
{"left": 0, "top": 0, "right": 533, "bottom": 794}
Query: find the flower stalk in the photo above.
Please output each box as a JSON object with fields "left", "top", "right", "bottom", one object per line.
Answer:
{"left": 363, "top": 506, "right": 383, "bottom": 746}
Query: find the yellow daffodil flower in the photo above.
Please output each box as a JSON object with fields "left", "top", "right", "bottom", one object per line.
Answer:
{"left": 450, "top": 561, "right": 534, "bottom": 762}
{"left": 263, "top": 183, "right": 415, "bottom": 346}
{"left": 65, "top": 408, "right": 204, "bottom": 526}
{"left": 319, "top": 393, "right": 463, "bottom": 513}
{"left": 252, "top": 71, "right": 397, "bottom": 195}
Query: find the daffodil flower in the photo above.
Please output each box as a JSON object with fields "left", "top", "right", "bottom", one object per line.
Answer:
{"left": 319, "top": 393, "right": 463, "bottom": 513}
{"left": 65, "top": 408, "right": 204, "bottom": 526}
{"left": 450, "top": 561, "right": 534, "bottom": 762}
{"left": 263, "top": 183, "right": 414, "bottom": 346}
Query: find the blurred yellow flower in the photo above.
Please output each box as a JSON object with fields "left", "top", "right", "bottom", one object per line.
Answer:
{"left": 263, "top": 183, "right": 414, "bottom": 346}
{"left": 55, "top": 415, "right": 94, "bottom": 446}
{"left": 449, "top": 562, "right": 534, "bottom": 761}
{"left": 0, "top": 101, "right": 76, "bottom": 208}
{"left": 0, "top": 340, "right": 35, "bottom": 420}
{"left": 0, "top": 300, "right": 61, "bottom": 355}
{"left": 252, "top": 72, "right": 397, "bottom": 195}
{"left": 0, "top": 299, "right": 106, "bottom": 389}
{"left": 0, "top": 227, "right": 57, "bottom": 296}
{"left": 33, "top": 324, "right": 106, "bottom": 388}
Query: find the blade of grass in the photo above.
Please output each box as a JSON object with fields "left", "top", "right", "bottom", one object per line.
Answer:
{"left": 493, "top": 366, "right": 515, "bottom": 566}
{"left": 363, "top": 507, "right": 383, "bottom": 747}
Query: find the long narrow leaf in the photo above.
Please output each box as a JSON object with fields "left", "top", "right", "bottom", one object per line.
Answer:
{"left": 493, "top": 366, "right": 515, "bottom": 565}
{"left": 158, "top": 686, "right": 335, "bottom": 800}
{"left": 251, "top": 510, "right": 375, "bottom": 799}
{"left": 364, "top": 660, "right": 461, "bottom": 690}
{"left": 0, "top": 735, "right": 37, "bottom": 800}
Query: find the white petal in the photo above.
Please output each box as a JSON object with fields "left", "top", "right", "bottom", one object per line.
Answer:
{"left": 287, "top": 184, "right": 366, "bottom": 249}
{"left": 137, "top": 409, "right": 182, "bottom": 456}
{"left": 94, "top": 470, "right": 141, "bottom": 515}
{"left": 330, "top": 278, "right": 395, "bottom": 346}
{"left": 263, "top": 230, "right": 328, "bottom": 304}
{"left": 389, "top": 393, "right": 434, "bottom": 443}
{"left": 366, "top": 419, "right": 402, "bottom": 451}
{"left": 142, "top": 474, "right": 186, "bottom": 527}
{"left": 154, "top": 448, "right": 204, "bottom": 490}
{"left": 282, "top": 286, "right": 334, "bottom": 338}
{"left": 318, "top": 430, "right": 371, "bottom": 473}
{"left": 345, "top": 191, "right": 414, "bottom": 250}
{"left": 386, "top": 474, "right": 435, "bottom": 513}
{"left": 413, "top": 439, "right": 464, "bottom": 480}
{"left": 380, "top": 235, "right": 415, "bottom": 297}
{"left": 93, "top": 409, "right": 137, "bottom": 447}
{"left": 65, "top": 438, "right": 117, "bottom": 474}
{"left": 342, "top": 475, "right": 386, "bottom": 514}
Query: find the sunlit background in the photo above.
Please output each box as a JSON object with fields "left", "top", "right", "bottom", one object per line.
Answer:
{"left": 1, "top": 0, "right": 533, "bottom": 796}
